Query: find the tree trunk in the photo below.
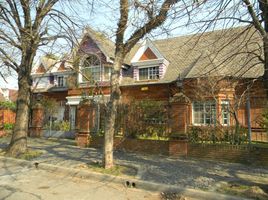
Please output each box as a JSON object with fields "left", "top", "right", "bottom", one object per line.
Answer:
{"left": 103, "top": 57, "right": 122, "bottom": 169}
{"left": 263, "top": 36, "right": 268, "bottom": 99}
{"left": 233, "top": 109, "right": 240, "bottom": 144}
{"left": 7, "top": 73, "right": 31, "bottom": 157}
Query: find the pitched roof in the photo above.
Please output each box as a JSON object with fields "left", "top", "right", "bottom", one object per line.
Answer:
{"left": 83, "top": 27, "right": 115, "bottom": 59}
{"left": 32, "top": 57, "right": 72, "bottom": 75}
{"left": 121, "top": 26, "right": 264, "bottom": 85}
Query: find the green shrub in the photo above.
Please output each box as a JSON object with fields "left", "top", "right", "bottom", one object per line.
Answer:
{"left": 44, "top": 120, "right": 70, "bottom": 131}
{"left": 3, "top": 123, "right": 14, "bottom": 130}
{"left": 125, "top": 100, "right": 169, "bottom": 139}
{"left": 0, "top": 101, "right": 16, "bottom": 110}
{"left": 260, "top": 108, "right": 268, "bottom": 132}
{"left": 187, "top": 125, "right": 248, "bottom": 144}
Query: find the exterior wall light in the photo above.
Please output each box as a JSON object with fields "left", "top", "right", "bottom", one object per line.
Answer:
{"left": 36, "top": 93, "right": 43, "bottom": 102}
{"left": 176, "top": 73, "right": 183, "bottom": 89}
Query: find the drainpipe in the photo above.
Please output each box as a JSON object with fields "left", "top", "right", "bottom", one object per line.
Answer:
{"left": 246, "top": 91, "right": 252, "bottom": 146}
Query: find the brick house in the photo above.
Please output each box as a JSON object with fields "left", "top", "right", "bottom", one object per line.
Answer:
{"left": 31, "top": 26, "right": 267, "bottom": 140}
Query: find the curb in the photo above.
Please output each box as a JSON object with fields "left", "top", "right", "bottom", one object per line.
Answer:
{"left": 0, "top": 156, "right": 251, "bottom": 200}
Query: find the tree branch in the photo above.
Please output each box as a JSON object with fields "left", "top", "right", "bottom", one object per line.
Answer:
{"left": 124, "top": 0, "right": 177, "bottom": 55}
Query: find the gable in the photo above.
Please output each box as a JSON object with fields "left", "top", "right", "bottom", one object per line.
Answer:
{"left": 79, "top": 35, "right": 108, "bottom": 63}
{"left": 130, "top": 38, "right": 166, "bottom": 64}
{"left": 36, "top": 63, "right": 46, "bottom": 73}
{"left": 57, "top": 61, "right": 66, "bottom": 71}
{"left": 139, "top": 48, "right": 158, "bottom": 61}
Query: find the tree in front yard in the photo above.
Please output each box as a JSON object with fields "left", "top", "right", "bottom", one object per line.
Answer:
{"left": 0, "top": 1, "right": 79, "bottom": 156}
{"left": 103, "top": 0, "right": 204, "bottom": 169}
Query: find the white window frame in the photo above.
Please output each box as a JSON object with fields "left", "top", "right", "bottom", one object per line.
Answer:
{"left": 138, "top": 66, "right": 160, "bottom": 81}
{"left": 79, "top": 54, "right": 101, "bottom": 83}
{"left": 103, "top": 65, "right": 112, "bottom": 81}
{"left": 57, "top": 76, "right": 64, "bottom": 87}
{"left": 192, "top": 101, "right": 216, "bottom": 126}
{"left": 221, "top": 100, "right": 230, "bottom": 126}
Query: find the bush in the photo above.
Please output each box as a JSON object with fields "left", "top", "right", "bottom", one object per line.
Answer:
{"left": 260, "top": 108, "right": 268, "bottom": 132}
{"left": 187, "top": 125, "right": 248, "bottom": 144}
{"left": 44, "top": 120, "right": 70, "bottom": 131}
{"left": 3, "top": 123, "right": 14, "bottom": 130}
{"left": 0, "top": 101, "right": 16, "bottom": 110}
{"left": 124, "top": 100, "right": 169, "bottom": 139}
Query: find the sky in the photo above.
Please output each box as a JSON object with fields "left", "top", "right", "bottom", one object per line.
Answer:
{"left": 0, "top": 0, "right": 247, "bottom": 89}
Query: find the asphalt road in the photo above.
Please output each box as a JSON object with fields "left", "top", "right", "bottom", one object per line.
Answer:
{"left": 0, "top": 160, "right": 160, "bottom": 200}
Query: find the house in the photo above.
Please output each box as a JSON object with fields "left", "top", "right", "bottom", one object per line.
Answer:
{"left": 0, "top": 88, "right": 17, "bottom": 102}
{"left": 31, "top": 26, "right": 267, "bottom": 141}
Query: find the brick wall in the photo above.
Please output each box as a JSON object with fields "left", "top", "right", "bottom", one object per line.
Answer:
{"left": 188, "top": 143, "right": 268, "bottom": 166}
{"left": 252, "top": 132, "right": 268, "bottom": 142}
{"left": 91, "top": 137, "right": 170, "bottom": 155}
{"left": 91, "top": 137, "right": 268, "bottom": 166}
{"left": 0, "top": 109, "right": 15, "bottom": 125}
{"left": 91, "top": 137, "right": 189, "bottom": 156}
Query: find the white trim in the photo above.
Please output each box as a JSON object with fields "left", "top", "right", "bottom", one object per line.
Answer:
{"left": 66, "top": 96, "right": 81, "bottom": 105}
{"left": 132, "top": 59, "right": 164, "bottom": 67}
{"left": 31, "top": 70, "right": 73, "bottom": 78}
{"left": 221, "top": 99, "right": 230, "bottom": 126}
{"left": 66, "top": 95, "right": 110, "bottom": 105}
{"left": 131, "top": 38, "right": 164, "bottom": 63}
{"left": 192, "top": 101, "right": 217, "bottom": 126}
{"left": 78, "top": 54, "right": 101, "bottom": 84}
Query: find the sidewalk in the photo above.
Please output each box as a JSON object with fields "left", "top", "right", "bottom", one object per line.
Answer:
{"left": 1, "top": 137, "right": 268, "bottom": 199}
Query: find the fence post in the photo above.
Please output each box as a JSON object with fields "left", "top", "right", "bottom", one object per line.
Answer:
{"left": 29, "top": 102, "right": 44, "bottom": 137}
{"left": 76, "top": 99, "right": 96, "bottom": 147}
{"left": 168, "top": 93, "right": 190, "bottom": 157}
{"left": 169, "top": 93, "right": 190, "bottom": 136}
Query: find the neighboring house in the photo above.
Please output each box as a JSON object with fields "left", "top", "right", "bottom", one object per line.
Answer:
{"left": 31, "top": 26, "right": 266, "bottom": 135}
{"left": 31, "top": 56, "right": 73, "bottom": 124}
{"left": 0, "top": 88, "right": 17, "bottom": 102}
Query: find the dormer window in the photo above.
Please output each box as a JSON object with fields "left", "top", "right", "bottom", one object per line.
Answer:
{"left": 81, "top": 54, "right": 101, "bottom": 83}
{"left": 130, "top": 38, "right": 169, "bottom": 82}
{"left": 57, "top": 76, "right": 64, "bottom": 87}
{"left": 139, "top": 66, "right": 160, "bottom": 80}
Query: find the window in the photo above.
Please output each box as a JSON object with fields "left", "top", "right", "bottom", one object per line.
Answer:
{"left": 139, "top": 66, "right": 159, "bottom": 80}
{"left": 81, "top": 55, "right": 101, "bottom": 83}
{"left": 221, "top": 100, "right": 230, "bottom": 125}
{"left": 103, "top": 66, "right": 112, "bottom": 81}
{"left": 49, "top": 76, "right": 54, "bottom": 84}
{"left": 57, "top": 76, "right": 64, "bottom": 87}
{"left": 193, "top": 101, "right": 216, "bottom": 125}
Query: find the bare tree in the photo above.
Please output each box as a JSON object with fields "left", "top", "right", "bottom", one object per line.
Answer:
{"left": 102, "top": 0, "right": 199, "bottom": 168}
{"left": 0, "top": 0, "right": 80, "bottom": 156}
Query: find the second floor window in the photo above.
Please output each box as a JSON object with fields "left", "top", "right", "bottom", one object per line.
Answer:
{"left": 82, "top": 55, "right": 101, "bottom": 83}
{"left": 57, "top": 76, "right": 64, "bottom": 87}
{"left": 139, "top": 66, "right": 159, "bottom": 80}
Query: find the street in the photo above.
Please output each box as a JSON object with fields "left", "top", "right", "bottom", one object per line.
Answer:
{"left": 0, "top": 160, "right": 159, "bottom": 200}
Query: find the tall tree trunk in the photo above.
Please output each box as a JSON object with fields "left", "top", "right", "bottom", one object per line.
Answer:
{"left": 263, "top": 36, "right": 268, "bottom": 98}
{"left": 103, "top": 56, "right": 122, "bottom": 169}
{"left": 7, "top": 72, "right": 31, "bottom": 157}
